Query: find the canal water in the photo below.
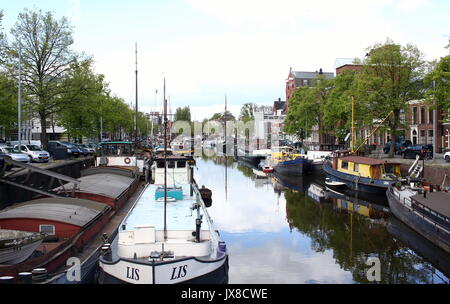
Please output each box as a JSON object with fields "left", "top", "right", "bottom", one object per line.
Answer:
{"left": 195, "top": 155, "right": 450, "bottom": 284}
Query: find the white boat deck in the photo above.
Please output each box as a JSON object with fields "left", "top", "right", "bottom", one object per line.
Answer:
{"left": 122, "top": 184, "right": 205, "bottom": 231}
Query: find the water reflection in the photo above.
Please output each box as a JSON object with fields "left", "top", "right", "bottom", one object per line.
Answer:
{"left": 195, "top": 155, "right": 449, "bottom": 284}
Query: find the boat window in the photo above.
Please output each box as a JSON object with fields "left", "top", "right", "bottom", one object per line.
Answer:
{"left": 168, "top": 161, "right": 176, "bottom": 168}
{"left": 39, "top": 224, "right": 55, "bottom": 235}
{"left": 342, "top": 161, "right": 349, "bottom": 170}
{"left": 177, "top": 161, "right": 186, "bottom": 168}
{"left": 354, "top": 163, "right": 359, "bottom": 172}
{"left": 157, "top": 161, "right": 165, "bottom": 168}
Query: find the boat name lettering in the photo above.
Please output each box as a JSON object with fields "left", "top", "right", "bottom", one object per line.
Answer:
{"left": 170, "top": 264, "right": 188, "bottom": 280}
{"left": 126, "top": 266, "right": 140, "bottom": 281}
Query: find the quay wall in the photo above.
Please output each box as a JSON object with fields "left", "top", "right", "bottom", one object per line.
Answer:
{"left": 0, "top": 157, "right": 95, "bottom": 209}
{"left": 399, "top": 164, "right": 450, "bottom": 187}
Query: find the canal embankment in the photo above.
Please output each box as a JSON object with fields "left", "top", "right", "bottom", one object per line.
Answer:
{"left": 369, "top": 151, "right": 450, "bottom": 186}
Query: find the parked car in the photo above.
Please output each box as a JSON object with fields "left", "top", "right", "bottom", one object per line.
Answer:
{"left": 444, "top": 150, "right": 450, "bottom": 162}
{"left": 402, "top": 144, "right": 433, "bottom": 160}
{"left": 75, "top": 144, "right": 90, "bottom": 156}
{"left": 49, "top": 141, "right": 81, "bottom": 158}
{"left": 383, "top": 140, "right": 412, "bottom": 154}
{"left": 0, "top": 146, "right": 30, "bottom": 163}
{"left": 79, "top": 144, "right": 95, "bottom": 155}
{"left": 14, "top": 144, "right": 50, "bottom": 163}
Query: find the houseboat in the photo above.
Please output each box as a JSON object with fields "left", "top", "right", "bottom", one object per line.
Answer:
{"left": 323, "top": 150, "right": 403, "bottom": 194}
{"left": 387, "top": 183, "right": 450, "bottom": 254}
{"left": 268, "top": 146, "right": 312, "bottom": 176}
{"left": 98, "top": 153, "right": 229, "bottom": 284}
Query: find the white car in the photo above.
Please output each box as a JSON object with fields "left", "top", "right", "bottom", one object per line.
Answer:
{"left": 14, "top": 144, "right": 50, "bottom": 163}
{"left": 0, "top": 146, "right": 30, "bottom": 163}
{"left": 445, "top": 151, "right": 450, "bottom": 162}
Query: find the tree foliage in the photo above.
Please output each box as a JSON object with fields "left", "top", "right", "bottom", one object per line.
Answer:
{"left": 4, "top": 9, "right": 83, "bottom": 149}
{"left": 424, "top": 55, "right": 450, "bottom": 119}
{"left": 354, "top": 40, "right": 425, "bottom": 156}
{"left": 239, "top": 103, "right": 257, "bottom": 123}
{"left": 174, "top": 106, "right": 191, "bottom": 122}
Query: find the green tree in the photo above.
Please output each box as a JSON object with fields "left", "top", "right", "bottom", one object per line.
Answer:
{"left": 239, "top": 103, "right": 257, "bottom": 123}
{"left": 0, "top": 72, "right": 17, "bottom": 137}
{"left": 174, "top": 106, "right": 191, "bottom": 122}
{"left": 424, "top": 55, "right": 450, "bottom": 120}
{"left": 5, "top": 9, "right": 82, "bottom": 150}
{"left": 284, "top": 76, "right": 333, "bottom": 140}
{"left": 354, "top": 39, "right": 426, "bottom": 157}
{"left": 56, "top": 59, "right": 106, "bottom": 142}
{"left": 210, "top": 111, "right": 235, "bottom": 122}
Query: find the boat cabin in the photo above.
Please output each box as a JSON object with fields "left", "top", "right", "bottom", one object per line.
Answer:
{"left": 97, "top": 141, "right": 142, "bottom": 169}
{"left": 336, "top": 156, "right": 401, "bottom": 179}
{"left": 152, "top": 156, "right": 194, "bottom": 185}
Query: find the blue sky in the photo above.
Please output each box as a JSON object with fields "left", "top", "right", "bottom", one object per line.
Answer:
{"left": 2, "top": 0, "right": 449, "bottom": 120}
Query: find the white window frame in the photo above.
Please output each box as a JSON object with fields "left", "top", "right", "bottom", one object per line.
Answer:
{"left": 39, "top": 224, "right": 55, "bottom": 235}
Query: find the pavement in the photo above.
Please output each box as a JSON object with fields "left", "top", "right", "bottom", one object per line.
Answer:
{"left": 369, "top": 150, "right": 450, "bottom": 169}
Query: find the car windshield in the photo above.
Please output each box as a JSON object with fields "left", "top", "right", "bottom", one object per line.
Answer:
{"left": 5, "top": 147, "right": 21, "bottom": 153}
{"left": 27, "top": 145, "right": 42, "bottom": 151}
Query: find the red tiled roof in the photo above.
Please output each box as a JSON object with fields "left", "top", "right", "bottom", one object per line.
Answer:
{"left": 340, "top": 156, "right": 386, "bottom": 166}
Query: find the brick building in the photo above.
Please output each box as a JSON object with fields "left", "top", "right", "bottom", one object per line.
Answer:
{"left": 285, "top": 68, "right": 334, "bottom": 109}
{"left": 406, "top": 99, "right": 450, "bottom": 152}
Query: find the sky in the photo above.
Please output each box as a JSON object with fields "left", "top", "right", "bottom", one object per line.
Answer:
{"left": 1, "top": 0, "right": 449, "bottom": 120}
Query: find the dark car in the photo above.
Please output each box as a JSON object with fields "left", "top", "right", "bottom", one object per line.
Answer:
{"left": 75, "top": 144, "right": 90, "bottom": 156}
{"left": 402, "top": 144, "right": 433, "bottom": 159}
{"left": 383, "top": 140, "right": 412, "bottom": 154}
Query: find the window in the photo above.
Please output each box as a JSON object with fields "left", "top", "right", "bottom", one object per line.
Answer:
{"left": 177, "top": 161, "right": 186, "bottom": 168}
{"left": 428, "top": 130, "right": 433, "bottom": 144}
{"left": 412, "top": 107, "right": 417, "bottom": 124}
{"left": 39, "top": 224, "right": 55, "bottom": 235}
{"left": 157, "top": 161, "right": 165, "bottom": 168}
{"left": 303, "top": 79, "right": 308, "bottom": 86}
{"left": 420, "top": 130, "right": 425, "bottom": 144}
{"left": 420, "top": 107, "right": 425, "bottom": 124}
{"left": 429, "top": 108, "right": 434, "bottom": 124}
{"left": 168, "top": 161, "right": 175, "bottom": 169}
{"left": 342, "top": 162, "right": 349, "bottom": 169}
{"left": 354, "top": 163, "right": 359, "bottom": 172}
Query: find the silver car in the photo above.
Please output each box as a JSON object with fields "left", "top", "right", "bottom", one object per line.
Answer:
{"left": 14, "top": 144, "right": 50, "bottom": 163}
{"left": 0, "top": 146, "right": 30, "bottom": 163}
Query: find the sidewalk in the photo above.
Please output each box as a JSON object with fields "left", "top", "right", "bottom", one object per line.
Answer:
{"left": 369, "top": 150, "right": 450, "bottom": 169}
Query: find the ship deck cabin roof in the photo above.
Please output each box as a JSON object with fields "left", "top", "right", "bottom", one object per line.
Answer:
{"left": 339, "top": 156, "right": 387, "bottom": 166}
{"left": 123, "top": 184, "right": 204, "bottom": 231}
{"left": 411, "top": 192, "right": 450, "bottom": 218}
{"left": 153, "top": 155, "right": 193, "bottom": 161}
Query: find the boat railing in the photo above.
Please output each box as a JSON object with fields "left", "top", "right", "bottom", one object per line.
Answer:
{"left": 390, "top": 186, "right": 450, "bottom": 233}
{"left": 192, "top": 179, "right": 219, "bottom": 255}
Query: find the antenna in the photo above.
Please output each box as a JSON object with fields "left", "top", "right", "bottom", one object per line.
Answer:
{"left": 135, "top": 42, "right": 139, "bottom": 145}
{"left": 163, "top": 77, "right": 168, "bottom": 241}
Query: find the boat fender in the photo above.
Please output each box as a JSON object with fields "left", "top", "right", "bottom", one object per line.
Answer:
{"left": 0, "top": 276, "right": 14, "bottom": 284}
{"left": 31, "top": 268, "right": 48, "bottom": 282}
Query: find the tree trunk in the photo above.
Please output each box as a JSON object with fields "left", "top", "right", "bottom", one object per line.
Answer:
{"left": 388, "top": 110, "right": 400, "bottom": 158}
{"left": 40, "top": 113, "right": 49, "bottom": 151}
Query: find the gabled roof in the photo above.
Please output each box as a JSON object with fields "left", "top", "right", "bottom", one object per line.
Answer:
{"left": 291, "top": 71, "right": 334, "bottom": 79}
{"left": 340, "top": 156, "right": 386, "bottom": 166}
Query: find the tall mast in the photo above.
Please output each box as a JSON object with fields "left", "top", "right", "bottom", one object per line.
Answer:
{"left": 351, "top": 96, "right": 355, "bottom": 153}
{"left": 18, "top": 46, "right": 22, "bottom": 150}
{"left": 135, "top": 43, "right": 138, "bottom": 145}
{"left": 163, "top": 77, "right": 168, "bottom": 241}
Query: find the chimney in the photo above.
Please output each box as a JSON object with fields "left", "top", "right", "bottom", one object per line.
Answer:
{"left": 319, "top": 68, "right": 323, "bottom": 74}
